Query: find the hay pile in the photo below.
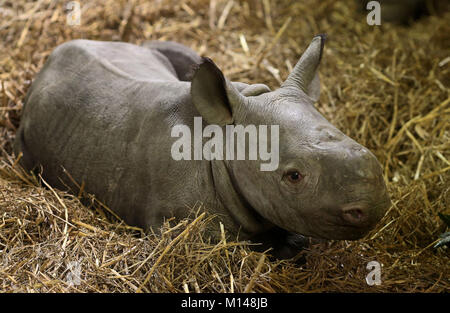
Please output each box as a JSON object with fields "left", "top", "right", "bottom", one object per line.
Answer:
{"left": 0, "top": 0, "right": 449, "bottom": 292}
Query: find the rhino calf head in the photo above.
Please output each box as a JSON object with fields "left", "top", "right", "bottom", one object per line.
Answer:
{"left": 191, "top": 35, "right": 391, "bottom": 241}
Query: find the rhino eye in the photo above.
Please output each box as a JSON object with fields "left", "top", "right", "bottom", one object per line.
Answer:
{"left": 285, "top": 170, "right": 303, "bottom": 184}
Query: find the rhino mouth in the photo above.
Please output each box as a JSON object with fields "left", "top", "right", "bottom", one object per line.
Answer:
{"left": 292, "top": 219, "right": 374, "bottom": 241}
{"left": 302, "top": 200, "right": 389, "bottom": 241}
{"left": 312, "top": 224, "right": 373, "bottom": 241}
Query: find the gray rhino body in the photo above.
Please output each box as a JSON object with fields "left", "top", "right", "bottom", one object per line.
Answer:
{"left": 15, "top": 37, "right": 390, "bottom": 258}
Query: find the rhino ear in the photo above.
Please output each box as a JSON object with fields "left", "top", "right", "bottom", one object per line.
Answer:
{"left": 307, "top": 72, "right": 321, "bottom": 102}
{"left": 191, "top": 57, "right": 242, "bottom": 126}
{"left": 282, "top": 34, "right": 326, "bottom": 102}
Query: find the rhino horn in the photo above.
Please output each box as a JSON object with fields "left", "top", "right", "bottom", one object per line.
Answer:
{"left": 281, "top": 34, "right": 326, "bottom": 102}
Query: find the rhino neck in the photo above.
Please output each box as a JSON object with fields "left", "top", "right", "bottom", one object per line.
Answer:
{"left": 210, "top": 159, "right": 274, "bottom": 238}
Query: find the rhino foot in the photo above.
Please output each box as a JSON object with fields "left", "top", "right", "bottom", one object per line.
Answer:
{"left": 249, "top": 227, "right": 310, "bottom": 261}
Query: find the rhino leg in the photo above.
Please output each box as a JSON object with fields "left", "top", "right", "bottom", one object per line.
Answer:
{"left": 143, "top": 41, "right": 272, "bottom": 95}
{"left": 13, "top": 126, "right": 38, "bottom": 172}
{"left": 142, "top": 41, "right": 202, "bottom": 81}
{"left": 250, "top": 228, "right": 310, "bottom": 261}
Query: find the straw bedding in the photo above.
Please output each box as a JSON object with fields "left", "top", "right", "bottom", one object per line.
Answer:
{"left": 0, "top": 0, "right": 448, "bottom": 292}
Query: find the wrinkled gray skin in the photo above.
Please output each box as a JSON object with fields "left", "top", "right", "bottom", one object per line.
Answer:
{"left": 14, "top": 36, "right": 391, "bottom": 259}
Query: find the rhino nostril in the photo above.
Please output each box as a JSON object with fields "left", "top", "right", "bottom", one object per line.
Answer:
{"left": 342, "top": 207, "right": 367, "bottom": 225}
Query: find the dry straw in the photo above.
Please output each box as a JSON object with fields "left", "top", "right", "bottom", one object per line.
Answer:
{"left": 0, "top": 0, "right": 449, "bottom": 292}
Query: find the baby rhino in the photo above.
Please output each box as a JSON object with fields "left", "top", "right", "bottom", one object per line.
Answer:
{"left": 14, "top": 36, "right": 391, "bottom": 258}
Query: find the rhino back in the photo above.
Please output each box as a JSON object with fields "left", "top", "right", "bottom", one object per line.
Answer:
{"left": 16, "top": 40, "right": 211, "bottom": 228}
